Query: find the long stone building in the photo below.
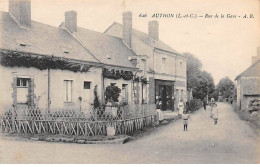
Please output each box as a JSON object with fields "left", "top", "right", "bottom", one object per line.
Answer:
{"left": 0, "top": 0, "right": 187, "bottom": 112}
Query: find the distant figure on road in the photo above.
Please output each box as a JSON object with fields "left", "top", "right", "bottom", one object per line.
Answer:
{"left": 182, "top": 109, "right": 190, "bottom": 131}
{"left": 209, "top": 103, "right": 214, "bottom": 118}
{"left": 178, "top": 99, "right": 185, "bottom": 116}
{"left": 209, "top": 99, "right": 215, "bottom": 118}
{"left": 212, "top": 103, "right": 219, "bottom": 125}
{"left": 203, "top": 97, "right": 207, "bottom": 110}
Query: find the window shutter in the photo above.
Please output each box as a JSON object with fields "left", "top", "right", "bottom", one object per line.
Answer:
{"left": 12, "top": 76, "right": 18, "bottom": 106}
{"left": 28, "top": 78, "right": 35, "bottom": 107}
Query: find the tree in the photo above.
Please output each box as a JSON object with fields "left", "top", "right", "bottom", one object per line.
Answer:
{"left": 216, "top": 77, "right": 235, "bottom": 99}
{"left": 105, "top": 85, "right": 121, "bottom": 103}
{"left": 184, "top": 53, "right": 215, "bottom": 100}
{"left": 192, "top": 71, "right": 215, "bottom": 100}
{"left": 185, "top": 53, "right": 202, "bottom": 90}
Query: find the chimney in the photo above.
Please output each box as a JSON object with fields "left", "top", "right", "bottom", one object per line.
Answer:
{"left": 123, "top": 11, "right": 132, "bottom": 48}
{"left": 148, "top": 20, "right": 159, "bottom": 41}
{"left": 9, "top": 0, "right": 31, "bottom": 28}
{"left": 251, "top": 47, "right": 260, "bottom": 64}
{"left": 65, "top": 11, "right": 77, "bottom": 33}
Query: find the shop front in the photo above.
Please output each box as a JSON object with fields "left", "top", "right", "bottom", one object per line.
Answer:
{"left": 155, "top": 79, "right": 175, "bottom": 111}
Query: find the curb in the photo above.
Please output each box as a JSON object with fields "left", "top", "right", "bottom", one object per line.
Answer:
{"left": 1, "top": 134, "right": 132, "bottom": 144}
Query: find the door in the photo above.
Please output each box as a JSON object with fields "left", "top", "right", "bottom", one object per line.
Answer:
{"left": 165, "top": 86, "right": 172, "bottom": 110}
{"left": 161, "top": 86, "right": 167, "bottom": 111}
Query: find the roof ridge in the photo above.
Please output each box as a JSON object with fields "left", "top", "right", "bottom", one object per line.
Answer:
{"left": 235, "top": 59, "right": 260, "bottom": 80}
{"left": 60, "top": 23, "right": 102, "bottom": 63}
{"left": 105, "top": 21, "right": 182, "bottom": 56}
{"left": 104, "top": 22, "right": 121, "bottom": 33}
{"left": 5, "top": 11, "right": 62, "bottom": 30}
{"left": 78, "top": 25, "right": 123, "bottom": 40}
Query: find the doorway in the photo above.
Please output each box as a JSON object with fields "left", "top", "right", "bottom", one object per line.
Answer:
{"left": 158, "top": 85, "right": 173, "bottom": 111}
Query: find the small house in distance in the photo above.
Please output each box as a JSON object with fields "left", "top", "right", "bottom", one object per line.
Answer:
{"left": 235, "top": 47, "right": 260, "bottom": 110}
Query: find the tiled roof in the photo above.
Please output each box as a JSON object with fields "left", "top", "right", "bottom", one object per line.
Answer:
{"left": 235, "top": 59, "right": 260, "bottom": 80}
{"left": 0, "top": 11, "right": 100, "bottom": 64}
{"left": 59, "top": 22, "right": 137, "bottom": 69}
{"left": 104, "top": 22, "right": 182, "bottom": 56}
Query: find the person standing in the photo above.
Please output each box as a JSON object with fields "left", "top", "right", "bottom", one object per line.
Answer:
{"left": 156, "top": 101, "right": 164, "bottom": 123}
{"left": 178, "top": 99, "right": 185, "bottom": 116}
{"left": 212, "top": 103, "right": 219, "bottom": 125}
{"left": 203, "top": 97, "right": 207, "bottom": 110}
{"left": 182, "top": 109, "right": 190, "bottom": 131}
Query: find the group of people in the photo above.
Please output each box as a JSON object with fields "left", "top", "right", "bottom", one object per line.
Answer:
{"left": 204, "top": 97, "right": 219, "bottom": 125}
{"left": 178, "top": 98, "right": 220, "bottom": 132}
{"left": 156, "top": 98, "right": 219, "bottom": 132}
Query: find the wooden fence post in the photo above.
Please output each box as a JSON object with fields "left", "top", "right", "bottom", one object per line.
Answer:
{"left": 95, "top": 109, "right": 97, "bottom": 135}
{"left": 11, "top": 107, "right": 15, "bottom": 132}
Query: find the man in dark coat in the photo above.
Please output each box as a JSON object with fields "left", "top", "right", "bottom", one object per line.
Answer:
{"left": 203, "top": 97, "right": 207, "bottom": 110}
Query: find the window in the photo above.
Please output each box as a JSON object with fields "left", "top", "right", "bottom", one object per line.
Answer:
{"left": 17, "top": 78, "right": 29, "bottom": 87}
{"left": 84, "top": 81, "right": 91, "bottom": 89}
{"left": 122, "top": 84, "right": 128, "bottom": 103}
{"left": 180, "top": 61, "right": 183, "bottom": 74}
{"left": 17, "top": 78, "right": 30, "bottom": 103}
{"left": 110, "top": 83, "right": 116, "bottom": 86}
{"left": 162, "top": 57, "right": 166, "bottom": 63}
{"left": 141, "top": 59, "right": 147, "bottom": 75}
{"left": 162, "top": 57, "right": 166, "bottom": 73}
{"left": 64, "top": 80, "right": 73, "bottom": 102}
{"left": 142, "top": 84, "right": 147, "bottom": 104}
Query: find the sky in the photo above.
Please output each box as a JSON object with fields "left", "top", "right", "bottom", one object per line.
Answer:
{"left": 0, "top": 0, "right": 259, "bottom": 84}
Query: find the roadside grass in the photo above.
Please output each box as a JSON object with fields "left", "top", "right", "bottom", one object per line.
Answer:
{"left": 232, "top": 103, "right": 260, "bottom": 135}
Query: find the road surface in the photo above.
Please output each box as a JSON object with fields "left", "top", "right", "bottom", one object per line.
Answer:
{"left": 0, "top": 102, "right": 259, "bottom": 163}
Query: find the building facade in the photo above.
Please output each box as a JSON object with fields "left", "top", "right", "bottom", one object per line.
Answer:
{"left": 0, "top": 0, "right": 187, "bottom": 112}
{"left": 235, "top": 48, "right": 260, "bottom": 110}
{"left": 105, "top": 12, "right": 187, "bottom": 111}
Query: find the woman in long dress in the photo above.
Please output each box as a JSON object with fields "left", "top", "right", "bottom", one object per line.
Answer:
{"left": 178, "top": 99, "right": 185, "bottom": 116}
{"left": 157, "top": 101, "right": 164, "bottom": 122}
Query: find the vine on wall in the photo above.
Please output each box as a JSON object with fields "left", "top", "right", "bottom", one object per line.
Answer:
{"left": 0, "top": 51, "right": 91, "bottom": 73}
{"left": 133, "top": 76, "right": 148, "bottom": 84}
{"left": 102, "top": 68, "right": 133, "bottom": 81}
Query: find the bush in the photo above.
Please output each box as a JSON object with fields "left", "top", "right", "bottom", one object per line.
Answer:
{"left": 105, "top": 85, "right": 121, "bottom": 103}
{"left": 188, "top": 99, "right": 202, "bottom": 112}
{"left": 233, "top": 105, "right": 260, "bottom": 130}
{"left": 248, "top": 99, "right": 260, "bottom": 113}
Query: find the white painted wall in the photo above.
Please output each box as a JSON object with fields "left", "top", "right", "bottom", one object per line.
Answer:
{"left": 49, "top": 67, "right": 102, "bottom": 109}
{"left": 0, "top": 65, "right": 48, "bottom": 110}
{"left": 0, "top": 65, "right": 102, "bottom": 111}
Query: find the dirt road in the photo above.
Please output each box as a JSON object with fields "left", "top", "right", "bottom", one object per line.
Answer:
{"left": 0, "top": 102, "right": 259, "bottom": 163}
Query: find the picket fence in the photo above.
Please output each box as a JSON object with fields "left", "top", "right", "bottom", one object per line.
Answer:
{"left": 0, "top": 104, "right": 157, "bottom": 136}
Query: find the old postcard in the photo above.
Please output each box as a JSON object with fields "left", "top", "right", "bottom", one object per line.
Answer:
{"left": 0, "top": 0, "right": 259, "bottom": 164}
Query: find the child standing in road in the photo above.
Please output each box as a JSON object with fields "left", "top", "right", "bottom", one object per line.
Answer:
{"left": 182, "top": 109, "right": 190, "bottom": 131}
{"left": 212, "top": 103, "right": 219, "bottom": 125}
